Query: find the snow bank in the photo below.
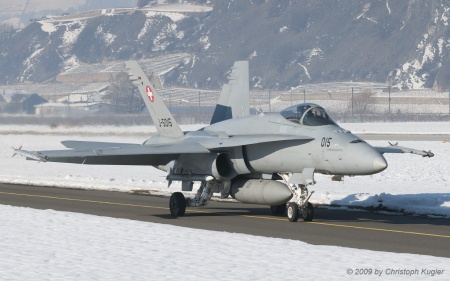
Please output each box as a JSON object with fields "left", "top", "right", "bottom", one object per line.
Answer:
{"left": 1, "top": 205, "right": 449, "bottom": 280}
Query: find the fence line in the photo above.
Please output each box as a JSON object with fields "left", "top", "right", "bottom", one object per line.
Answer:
{"left": 157, "top": 86, "right": 450, "bottom": 123}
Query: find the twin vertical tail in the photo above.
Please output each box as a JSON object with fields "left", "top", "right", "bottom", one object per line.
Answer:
{"left": 210, "top": 61, "right": 250, "bottom": 124}
{"left": 126, "top": 59, "right": 250, "bottom": 132}
{"left": 125, "top": 60, "right": 184, "bottom": 139}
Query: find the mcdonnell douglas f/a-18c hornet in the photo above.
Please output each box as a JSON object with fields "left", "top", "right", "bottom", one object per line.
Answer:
{"left": 14, "top": 60, "right": 434, "bottom": 222}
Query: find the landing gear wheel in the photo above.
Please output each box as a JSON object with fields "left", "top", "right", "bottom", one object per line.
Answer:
{"left": 270, "top": 204, "right": 286, "bottom": 216}
{"left": 169, "top": 192, "right": 186, "bottom": 217}
{"left": 287, "top": 202, "right": 299, "bottom": 222}
{"left": 302, "top": 202, "right": 314, "bottom": 221}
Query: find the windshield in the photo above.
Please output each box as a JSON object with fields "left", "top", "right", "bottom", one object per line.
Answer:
{"left": 280, "top": 103, "right": 337, "bottom": 126}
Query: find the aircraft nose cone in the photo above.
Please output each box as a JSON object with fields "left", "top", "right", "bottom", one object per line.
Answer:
{"left": 373, "top": 156, "right": 388, "bottom": 172}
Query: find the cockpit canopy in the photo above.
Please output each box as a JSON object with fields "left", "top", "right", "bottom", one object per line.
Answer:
{"left": 280, "top": 103, "right": 337, "bottom": 126}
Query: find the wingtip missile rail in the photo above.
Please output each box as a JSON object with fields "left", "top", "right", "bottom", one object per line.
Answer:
{"left": 388, "top": 142, "right": 435, "bottom": 158}
{"left": 12, "top": 147, "right": 48, "bottom": 162}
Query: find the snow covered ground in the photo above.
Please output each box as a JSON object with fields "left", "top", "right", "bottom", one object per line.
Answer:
{"left": 1, "top": 122, "right": 450, "bottom": 279}
{"left": 1, "top": 204, "right": 449, "bottom": 280}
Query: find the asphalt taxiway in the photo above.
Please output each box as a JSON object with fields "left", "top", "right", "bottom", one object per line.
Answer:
{"left": 1, "top": 183, "right": 449, "bottom": 258}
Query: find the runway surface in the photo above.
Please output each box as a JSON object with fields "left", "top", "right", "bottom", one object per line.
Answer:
{"left": 1, "top": 183, "right": 449, "bottom": 258}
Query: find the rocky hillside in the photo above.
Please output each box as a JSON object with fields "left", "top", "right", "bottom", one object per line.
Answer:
{"left": 0, "top": 0, "right": 449, "bottom": 91}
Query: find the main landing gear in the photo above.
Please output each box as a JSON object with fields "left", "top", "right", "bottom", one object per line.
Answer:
{"left": 270, "top": 204, "right": 286, "bottom": 216}
{"left": 286, "top": 201, "right": 314, "bottom": 222}
{"left": 169, "top": 177, "right": 315, "bottom": 223}
{"left": 169, "top": 192, "right": 186, "bottom": 217}
{"left": 169, "top": 180, "right": 228, "bottom": 218}
{"left": 285, "top": 185, "right": 315, "bottom": 222}
{"left": 278, "top": 173, "right": 315, "bottom": 222}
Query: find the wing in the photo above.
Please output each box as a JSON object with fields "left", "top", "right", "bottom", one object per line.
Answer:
{"left": 61, "top": 140, "right": 140, "bottom": 149}
{"left": 375, "top": 142, "right": 434, "bottom": 157}
{"left": 14, "top": 134, "right": 313, "bottom": 165}
{"left": 13, "top": 142, "right": 210, "bottom": 166}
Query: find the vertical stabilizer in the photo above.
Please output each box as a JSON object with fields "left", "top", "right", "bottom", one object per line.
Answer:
{"left": 125, "top": 60, "right": 184, "bottom": 139}
{"left": 210, "top": 61, "right": 249, "bottom": 124}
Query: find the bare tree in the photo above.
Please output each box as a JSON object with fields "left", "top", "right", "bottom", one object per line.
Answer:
{"left": 105, "top": 73, "right": 144, "bottom": 113}
{"left": 351, "top": 90, "right": 374, "bottom": 121}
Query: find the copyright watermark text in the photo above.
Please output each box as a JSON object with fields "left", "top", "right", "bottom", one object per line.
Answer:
{"left": 346, "top": 268, "right": 445, "bottom": 277}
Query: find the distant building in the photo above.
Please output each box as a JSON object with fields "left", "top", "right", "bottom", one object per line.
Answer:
{"left": 34, "top": 84, "right": 112, "bottom": 116}
{"left": 23, "top": 94, "right": 48, "bottom": 114}
{"left": 2, "top": 93, "right": 47, "bottom": 114}
{"left": 35, "top": 101, "right": 112, "bottom": 116}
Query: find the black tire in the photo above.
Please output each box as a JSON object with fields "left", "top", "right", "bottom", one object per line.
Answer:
{"left": 302, "top": 202, "right": 314, "bottom": 221}
{"left": 286, "top": 202, "right": 299, "bottom": 222}
{"left": 169, "top": 192, "right": 186, "bottom": 217}
{"left": 270, "top": 204, "right": 286, "bottom": 216}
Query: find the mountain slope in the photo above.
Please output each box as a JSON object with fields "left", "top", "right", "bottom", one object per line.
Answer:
{"left": 0, "top": 0, "right": 449, "bottom": 91}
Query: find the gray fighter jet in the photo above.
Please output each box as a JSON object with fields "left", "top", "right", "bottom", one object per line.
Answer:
{"left": 14, "top": 60, "right": 434, "bottom": 222}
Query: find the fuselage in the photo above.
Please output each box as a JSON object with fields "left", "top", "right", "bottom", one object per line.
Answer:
{"left": 192, "top": 105, "right": 387, "bottom": 177}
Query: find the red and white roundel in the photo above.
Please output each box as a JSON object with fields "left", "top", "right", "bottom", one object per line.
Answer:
{"left": 145, "top": 85, "right": 154, "bottom": 102}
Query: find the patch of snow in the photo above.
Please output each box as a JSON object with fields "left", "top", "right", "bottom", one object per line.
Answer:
{"left": 103, "top": 32, "right": 116, "bottom": 46}
{"left": 438, "top": 38, "right": 445, "bottom": 55}
{"left": 422, "top": 43, "right": 435, "bottom": 64}
{"left": 61, "top": 21, "right": 86, "bottom": 47}
{"left": 199, "top": 35, "right": 211, "bottom": 50}
{"left": 309, "top": 48, "right": 323, "bottom": 57}
{"left": 298, "top": 62, "right": 312, "bottom": 80}
{"left": 143, "top": 4, "right": 212, "bottom": 13}
{"left": 39, "top": 21, "right": 57, "bottom": 33}
{"left": 252, "top": 76, "right": 263, "bottom": 88}
{"left": 137, "top": 18, "right": 153, "bottom": 40}
{"left": 95, "top": 26, "right": 116, "bottom": 46}
{"left": 62, "top": 55, "right": 80, "bottom": 71}
{"left": 191, "top": 55, "right": 197, "bottom": 68}
{"left": 441, "top": 7, "right": 449, "bottom": 26}
{"left": 152, "top": 23, "right": 179, "bottom": 51}
{"left": 21, "top": 40, "right": 52, "bottom": 81}
{"left": 279, "top": 26, "right": 289, "bottom": 33}
{"left": 248, "top": 51, "right": 257, "bottom": 60}
{"left": 343, "top": 121, "right": 450, "bottom": 134}
{"left": 145, "top": 11, "right": 186, "bottom": 22}
{"left": 157, "top": 65, "right": 178, "bottom": 76}
{"left": 366, "top": 17, "right": 378, "bottom": 24}
{"left": 386, "top": 0, "right": 391, "bottom": 15}
{"left": 356, "top": 3, "right": 371, "bottom": 20}
{"left": 175, "top": 30, "right": 184, "bottom": 39}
